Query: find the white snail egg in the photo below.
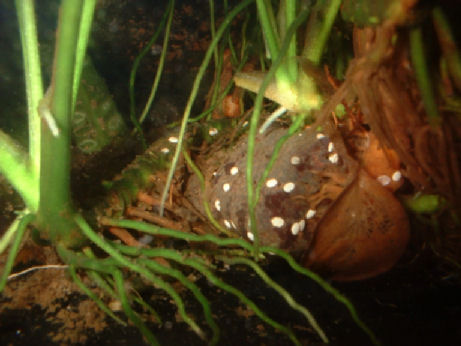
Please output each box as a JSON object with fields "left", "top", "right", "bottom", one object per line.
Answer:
{"left": 305, "top": 209, "right": 316, "bottom": 219}
{"left": 290, "top": 156, "right": 301, "bottom": 165}
{"left": 214, "top": 199, "right": 221, "bottom": 211}
{"left": 270, "top": 216, "right": 285, "bottom": 228}
{"left": 392, "top": 170, "right": 402, "bottom": 182}
{"left": 283, "top": 182, "right": 295, "bottom": 193}
{"left": 328, "top": 153, "right": 339, "bottom": 164}
{"left": 266, "top": 178, "right": 278, "bottom": 188}
{"left": 230, "top": 166, "right": 239, "bottom": 175}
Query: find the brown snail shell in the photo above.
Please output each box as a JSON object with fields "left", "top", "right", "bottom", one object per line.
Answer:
{"left": 186, "top": 124, "right": 409, "bottom": 280}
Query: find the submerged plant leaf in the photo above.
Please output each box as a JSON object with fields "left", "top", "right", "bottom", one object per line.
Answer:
{"left": 234, "top": 59, "right": 324, "bottom": 113}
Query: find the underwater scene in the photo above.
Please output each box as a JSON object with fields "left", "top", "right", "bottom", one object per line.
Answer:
{"left": 0, "top": 0, "right": 460, "bottom": 345}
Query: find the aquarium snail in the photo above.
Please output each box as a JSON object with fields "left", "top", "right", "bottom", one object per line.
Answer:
{"left": 186, "top": 122, "right": 410, "bottom": 281}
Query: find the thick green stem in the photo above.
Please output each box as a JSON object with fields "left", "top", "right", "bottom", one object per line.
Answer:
{"left": 256, "top": 0, "right": 295, "bottom": 96}
{"left": 302, "top": 0, "right": 341, "bottom": 65}
{"left": 36, "top": 0, "right": 86, "bottom": 247}
{"left": 283, "top": 0, "right": 297, "bottom": 81}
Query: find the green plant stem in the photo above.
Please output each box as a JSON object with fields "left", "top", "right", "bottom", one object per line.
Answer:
{"left": 188, "top": 79, "right": 234, "bottom": 122}
{"left": 0, "top": 213, "right": 34, "bottom": 291}
{"left": 283, "top": 0, "right": 297, "bottom": 81}
{"left": 57, "top": 245, "right": 119, "bottom": 273}
{"left": 87, "top": 269, "right": 118, "bottom": 297}
{"left": 302, "top": 0, "right": 341, "bottom": 65}
{"left": 256, "top": 0, "right": 279, "bottom": 60}
{"left": 188, "top": 49, "right": 247, "bottom": 123}
{"left": 69, "top": 265, "right": 126, "bottom": 326}
{"left": 180, "top": 254, "right": 301, "bottom": 345}
{"left": 182, "top": 149, "right": 233, "bottom": 236}
{"left": 0, "top": 215, "right": 22, "bottom": 255}
{"left": 14, "top": 0, "right": 42, "bottom": 178}
{"left": 142, "top": 273, "right": 205, "bottom": 340}
{"left": 139, "top": 0, "right": 175, "bottom": 125}
{"left": 159, "top": 0, "right": 254, "bottom": 215}
{"left": 72, "top": 0, "right": 97, "bottom": 111}
{"left": 100, "top": 217, "right": 255, "bottom": 252}
{"left": 209, "top": 0, "right": 219, "bottom": 70}
{"left": 129, "top": 1, "right": 172, "bottom": 131}
{"left": 113, "top": 269, "right": 159, "bottom": 345}
{"left": 119, "top": 245, "right": 300, "bottom": 345}
{"left": 74, "top": 215, "right": 206, "bottom": 339}
{"left": 410, "top": 26, "right": 440, "bottom": 125}
{"left": 0, "top": 0, "right": 41, "bottom": 206}
{"left": 237, "top": 12, "right": 251, "bottom": 65}
{"left": 36, "top": 0, "right": 86, "bottom": 247}
{"left": 256, "top": 0, "right": 296, "bottom": 91}
{"left": 132, "top": 294, "right": 163, "bottom": 325}
{"left": 219, "top": 256, "right": 328, "bottom": 343}
{"left": 141, "top": 259, "right": 220, "bottom": 345}
{"left": 255, "top": 114, "right": 305, "bottom": 205}
{"left": 0, "top": 130, "right": 37, "bottom": 210}
{"left": 82, "top": 248, "right": 123, "bottom": 299}
{"left": 208, "top": 44, "right": 226, "bottom": 121}
{"left": 261, "top": 246, "right": 380, "bottom": 346}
